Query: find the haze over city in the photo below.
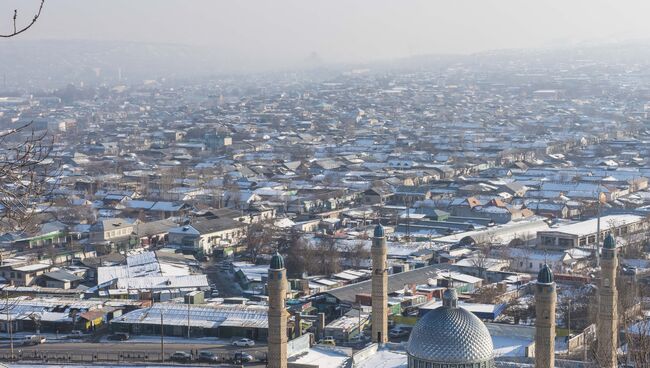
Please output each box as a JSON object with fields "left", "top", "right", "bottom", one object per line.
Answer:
{"left": 2, "top": 0, "right": 650, "bottom": 70}
{"left": 1, "top": 1, "right": 650, "bottom": 368}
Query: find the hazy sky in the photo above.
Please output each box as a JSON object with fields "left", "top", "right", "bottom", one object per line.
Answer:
{"left": 2, "top": 0, "right": 650, "bottom": 66}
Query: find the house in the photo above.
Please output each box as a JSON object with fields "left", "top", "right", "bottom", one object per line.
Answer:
{"left": 0, "top": 263, "right": 53, "bottom": 286}
{"left": 41, "top": 270, "right": 84, "bottom": 289}
{"left": 537, "top": 214, "right": 647, "bottom": 250}
{"left": 12, "top": 221, "right": 69, "bottom": 250}
{"left": 362, "top": 187, "right": 393, "bottom": 205}
{"left": 168, "top": 218, "right": 247, "bottom": 255}
{"left": 89, "top": 218, "right": 135, "bottom": 245}
{"left": 499, "top": 182, "right": 529, "bottom": 197}
{"left": 392, "top": 185, "right": 432, "bottom": 204}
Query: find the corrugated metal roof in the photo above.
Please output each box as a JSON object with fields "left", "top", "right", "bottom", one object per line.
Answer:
{"left": 111, "top": 303, "right": 268, "bottom": 329}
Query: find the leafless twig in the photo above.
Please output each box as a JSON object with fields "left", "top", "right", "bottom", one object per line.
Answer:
{"left": 0, "top": 122, "right": 58, "bottom": 233}
{"left": 0, "top": 0, "right": 44, "bottom": 38}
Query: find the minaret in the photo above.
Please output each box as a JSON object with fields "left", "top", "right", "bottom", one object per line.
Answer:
{"left": 267, "top": 252, "right": 288, "bottom": 368}
{"left": 535, "top": 263, "right": 556, "bottom": 368}
{"left": 371, "top": 224, "right": 388, "bottom": 344}
{"left": 597, "top": 233, "right": 618, "bottom": 368}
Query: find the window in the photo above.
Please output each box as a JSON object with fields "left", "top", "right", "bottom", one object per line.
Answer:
{"left": 529, "top": 262, "right": 533, "bottom": 269}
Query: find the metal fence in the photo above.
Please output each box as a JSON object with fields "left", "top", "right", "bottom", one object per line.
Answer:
{"left": 0, "top": 349, "right": 267, "bottom": 364}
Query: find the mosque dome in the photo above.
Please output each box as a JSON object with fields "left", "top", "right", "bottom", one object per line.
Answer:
{"left": 406, "top": 288, "right": 494, "bottom": 367}
{"left": 373, "top": 223, "right": 385, "bottom": 238}
{"left": 270, "top": 252, "right": 285, "bottom": 270}
{"left": 537, "top": 263, "right": 554, "bottom": 284}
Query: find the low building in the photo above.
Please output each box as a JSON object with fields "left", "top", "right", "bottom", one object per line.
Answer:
{"left": 168, "top": 218, "right": 247, "bottom": 255}
{"left": 536, "top": 214, "right": 647, "bottom": 250}
{"left": 110, "top": 303, "right": 269, "bottom": 340}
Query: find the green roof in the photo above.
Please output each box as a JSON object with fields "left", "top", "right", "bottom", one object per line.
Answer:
{"left": 270, "top": 252, "right": 285, "bottom": 270}
{"left": 603, "top": 233, "right": 616, "bottom": 249}
{"left": 537, "top": 264, "right": 554, "bottom": 284}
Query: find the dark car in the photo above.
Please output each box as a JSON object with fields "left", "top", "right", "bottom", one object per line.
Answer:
{"left": 107, "top": 332, "right": 129, "bottom": 341}
{"left": 233, "top": 352, "right": 254, "bottom": 363}
{"left": 198, "top": 351, "right": 219, "bottom": 362}
{"left": 169, "top": 351, "right": 192, "bottom": 363}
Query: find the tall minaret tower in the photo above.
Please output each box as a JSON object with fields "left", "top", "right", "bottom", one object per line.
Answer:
{"left": 267, "top": 252, "right": 288, "bottom": 368}
{"left": 371, "top": 224, "right": 388, "bottom": 344}
{"left": 535, "top": 263, "right": 556, "bottom": 368}
{"left": 597, "top": 233, "right": 618, "bottom": 368}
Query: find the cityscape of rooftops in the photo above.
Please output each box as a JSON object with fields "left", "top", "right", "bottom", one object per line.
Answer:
{"left": 1, "top": 1, "right": 650, "bottom": 367}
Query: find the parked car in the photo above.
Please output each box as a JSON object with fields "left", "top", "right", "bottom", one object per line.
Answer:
{"left": 197, "top": 351, "right": 219, "bottom": 362}
{"left": 348, "top": 333, "right": 369, "bottom": 343}
{"left": 107, "top": 332, "right": 130, "bottom": 341}
{"left": 22, "top": 335, "right": 46, "bottom": 346}
{"left": 169, "top": 351, "right": 192, "bottom": 363}
{"left": 232, "top": 352, "right": 253, "bottom": 363}
{"left": 232, "top": 338, "right": 255, "bottom": 347}
{"left": 317, "top": 337, "right": 336, "bottom": 346}
{"left": 389, "top": 327, "right": 410, "bottom": 339}
{"left": 67, "top": 330, "right": 85, "bottom": 339}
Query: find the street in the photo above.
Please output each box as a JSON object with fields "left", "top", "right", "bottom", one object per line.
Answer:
{"left": 0, "top": 340, "right": 267, "bottom": 366}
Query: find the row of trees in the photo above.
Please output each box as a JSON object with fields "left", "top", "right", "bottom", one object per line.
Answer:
{"left": 243, "top": 226, "right": 369, "bottom": 277}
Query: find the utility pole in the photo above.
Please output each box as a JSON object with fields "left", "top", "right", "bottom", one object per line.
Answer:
{"left": 187, "top": 302, "right": 191, "bottom": 340}
{"left": 5, "top": 291, "right": 13, "bottom": 359}
{"left": 596, "top": 180, "right": 602, "bottom": 267}
{"left": 357, "top": 303, "right": 362, "bottom": 338}
{"left": 567, "top": 299, "right": 571, "bottom": 355}
{"left": 160, "top": 310, "right": 164, "bottom": 362}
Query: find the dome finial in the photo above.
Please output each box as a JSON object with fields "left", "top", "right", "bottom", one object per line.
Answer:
{"left": 442, "top": 288, "right": 458, "bottom": 308}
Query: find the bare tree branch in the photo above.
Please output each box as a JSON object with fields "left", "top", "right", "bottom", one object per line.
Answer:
{"left": 0, "top": 0, "right": 44, "bottom": 38}
{"left": 0, "top": 122, "right": 58, "bottom": 233}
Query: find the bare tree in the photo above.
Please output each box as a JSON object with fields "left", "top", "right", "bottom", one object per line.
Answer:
{"left": 0, "top": 124, "right": 56, "bottom": 233}
{"left": 0, "top": 0, "right": 44, "bottom": 38}
{"left": 343, "top": 240, "right": 369, "bottom": 268}
{"left": 244, "top": 220, "right": 276, "bottom": 264}
{"left": 283, "top": 231, "right": 313, "bottom": 277}
{"left": 471, "top": 232, "right": 499, "bottom": 279}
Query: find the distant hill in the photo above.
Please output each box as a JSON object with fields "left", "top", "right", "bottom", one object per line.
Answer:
{"left": 0, "top": 39, "right": 229, "bottom": 88}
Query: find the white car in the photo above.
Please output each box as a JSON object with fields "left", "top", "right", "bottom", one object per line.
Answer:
{"left": 232, "top": 338, "right": 255, "bottom": 347}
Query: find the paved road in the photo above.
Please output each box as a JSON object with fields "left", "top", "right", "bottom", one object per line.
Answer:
{"left": 0, "top": 341, "right": 265, "bottom": 354}
{"left": 201, "top": 261, "right": 242, "bottom": 298}
{"left": 0, "top": 340, "right": 268, "bottom": 366}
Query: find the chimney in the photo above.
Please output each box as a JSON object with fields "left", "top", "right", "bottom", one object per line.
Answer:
{"left": 294, "top": 311, "right": 302, "bottom": 338}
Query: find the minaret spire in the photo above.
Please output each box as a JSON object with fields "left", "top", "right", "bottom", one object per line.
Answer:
{"left": 535, "top": 263, "right": 556, "bottom": 368}
{"left": 597, "top": 232, "right": 618, "bottom": 368}
{"left": 267, "top": 252, "right": 288, "bottom": 368}
{"left": 371, "top": 223, "right": 388, "bottom": 344}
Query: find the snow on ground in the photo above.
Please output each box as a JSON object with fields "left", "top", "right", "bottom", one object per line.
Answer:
{"left": 492, "top": 335, "right": 530, "bottom": 357}
{"left": 355, "top": 348, "right": 407, "bottom": 368}
{"left": 288, "top": 345, "right": 350, "bottom": 367}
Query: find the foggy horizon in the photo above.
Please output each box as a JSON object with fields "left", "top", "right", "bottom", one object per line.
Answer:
{"left": 2, "top": 0, "right": 650, "bottom": 72}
